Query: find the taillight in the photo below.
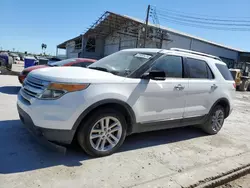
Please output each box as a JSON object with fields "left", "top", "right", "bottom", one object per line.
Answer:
{"left": 233, "top": 83, "right": 236, "bottom": 89}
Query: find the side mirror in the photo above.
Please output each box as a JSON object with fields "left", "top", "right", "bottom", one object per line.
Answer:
{"left": 142, "top": 70, "right": 166, "bottom": 80}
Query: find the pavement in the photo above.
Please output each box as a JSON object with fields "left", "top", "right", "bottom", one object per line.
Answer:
{"left": 0, "top": 75, "right": 250, "bottom": 188}
{"left": 0, "top": 62, "right": 24, "bottom": 75}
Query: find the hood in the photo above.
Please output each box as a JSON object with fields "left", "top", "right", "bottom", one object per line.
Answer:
{"left": 29, "top": 67, "right": 125, "bottom": 83}
{"left": 23, "top": 65, "right": 48, "bottom": 72}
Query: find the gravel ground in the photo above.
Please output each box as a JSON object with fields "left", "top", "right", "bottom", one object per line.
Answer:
{"left": 0, "top": 75, "right": 250, "bottom": 188}
{"left": 217, "top": 173, "right": 250, "bottom": 188}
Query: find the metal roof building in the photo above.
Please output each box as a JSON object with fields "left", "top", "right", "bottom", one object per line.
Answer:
{"left": 57, "top": 11, "right": 250, "bottom": 67}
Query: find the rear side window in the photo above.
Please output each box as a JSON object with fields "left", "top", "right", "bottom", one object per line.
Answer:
{"left": 216, "top": 64, "right": 234, "bottom": 80}
{"left": 186, "top": 58, "right": 208, "bottom": 79}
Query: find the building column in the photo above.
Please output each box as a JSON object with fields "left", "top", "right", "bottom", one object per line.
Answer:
{"left": 81, "top": 35, "right": 87, "bottom": 58}
{"left": 189, "top": 39, "right": 193, "bottom": 50}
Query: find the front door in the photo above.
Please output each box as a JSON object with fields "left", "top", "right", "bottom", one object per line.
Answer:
{"left": 136, "top": 55, "right": 188, "bottom": 123}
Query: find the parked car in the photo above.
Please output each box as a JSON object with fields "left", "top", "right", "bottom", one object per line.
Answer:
{"left": 0, "top": 52, "right": 13, "bottom": 72}
{"left": 47, "top": 57, "right": 64, "bottom": 65}
{"left": 9, "top": 53, "right": 20, "bottom": 63}
{"left": 18, "top": 58, "right": 96, "bottom": 84}
{"left": 19, "top": 54, "right": 24, "bottom": 61}
{"left": 17, "top": 48, "right": 235, "bottom": 157}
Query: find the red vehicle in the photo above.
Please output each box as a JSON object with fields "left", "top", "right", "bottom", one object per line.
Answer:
{"left": 18, "top": 58, "right": 96, "bottom": 84}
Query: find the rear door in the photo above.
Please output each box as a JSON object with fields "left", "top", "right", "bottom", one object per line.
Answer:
{"left": 184, "top": 57, "right": 219, "bottom": 118}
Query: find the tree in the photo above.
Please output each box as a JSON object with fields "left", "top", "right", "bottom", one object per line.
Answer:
{"left": 41, "top": 43, "right": 47, "bottom": 55}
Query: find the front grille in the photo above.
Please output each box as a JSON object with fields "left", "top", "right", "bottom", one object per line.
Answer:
{"left": 20, "top": 76, "right": 49, "bottom": 103}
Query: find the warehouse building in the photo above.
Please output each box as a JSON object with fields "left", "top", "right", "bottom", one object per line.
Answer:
{"left": 57, "top": 11, "right": 250, "bottom": 67}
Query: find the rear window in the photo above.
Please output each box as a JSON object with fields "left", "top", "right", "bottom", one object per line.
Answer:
{"left": 216, "top": 64, "right": 234, "bottom": 80}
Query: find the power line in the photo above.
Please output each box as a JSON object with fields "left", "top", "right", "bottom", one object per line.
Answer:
{"left": 156, "top": 10, "right": 250, "bottom": 23}
{"left": 158, "top": 17, "right": 250, "bottom": 31}
{"left": 153, "top": 6, "right": 250, "bottom": 19}
{"left": 157, "top": 14, "right": 250, "bottom": 27}
{"left": 150, "top": 6, "right": 250, "bottom": 31}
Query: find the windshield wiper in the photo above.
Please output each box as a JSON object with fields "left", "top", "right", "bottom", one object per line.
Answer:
{"left": 89, "top": 66, "right": 121, "bottom": 76}
{"left": 89, "top": 66, "right": 110, "bottom": 72}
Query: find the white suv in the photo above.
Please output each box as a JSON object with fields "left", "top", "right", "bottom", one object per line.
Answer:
{"left": 17, "top": 48, "right": 235, "bottom": 157}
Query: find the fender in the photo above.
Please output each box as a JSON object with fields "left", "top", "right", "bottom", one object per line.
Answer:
{"left": 209, "top": 97, "right": 230, "bottom": 118}
{"left": 72, "top": 99, "right": 136, "bottom": 131}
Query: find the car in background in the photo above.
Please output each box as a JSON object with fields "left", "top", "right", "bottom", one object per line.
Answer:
{"left": 9, "top": 53, "right": 20, "bottom": 63}
{"left": 19, "top": 54, "right": 24, "bottom": 61}
{"left": 47, "top": 57, "right": 64, "bottom": 65}
{"left": 0, "top": 52, "right": 13, "bottom": 72}
{"left": 18, "top": 58, "right": 96, "bottom": 84}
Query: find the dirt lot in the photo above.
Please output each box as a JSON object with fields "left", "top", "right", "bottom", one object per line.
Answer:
{"left": 1, "top": 75, "right": 250, "bottom": 188}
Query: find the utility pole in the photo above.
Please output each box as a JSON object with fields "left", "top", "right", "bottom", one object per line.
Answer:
{"left": 143, "top": 5, "right": 150, "bottom": 48}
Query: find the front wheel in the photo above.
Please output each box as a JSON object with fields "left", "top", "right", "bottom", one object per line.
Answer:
{"left": 201, "top": 105, "right": 225, "bottom": 135}
{"left": 77, "top": 108, "right": 127, "bottom": 157}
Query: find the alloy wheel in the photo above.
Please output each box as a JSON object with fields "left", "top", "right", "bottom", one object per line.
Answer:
{"left": 211, "top": 109, "right": 224, "bottom": 132}
{"left": 89, "top": 116, "right": 122, "bottom": 152}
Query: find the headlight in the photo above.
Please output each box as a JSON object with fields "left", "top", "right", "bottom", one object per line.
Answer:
{"left": 39, "top": 83, "right": 89, "bottom": 99}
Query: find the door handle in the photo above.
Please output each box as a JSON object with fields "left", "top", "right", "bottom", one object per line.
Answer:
{"left": 174, "top": 84, "right": 185, "bottom": 90}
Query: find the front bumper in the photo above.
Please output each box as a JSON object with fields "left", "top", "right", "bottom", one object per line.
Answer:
{"left": 17, "top": 104, "right": 76, "bottom": 153}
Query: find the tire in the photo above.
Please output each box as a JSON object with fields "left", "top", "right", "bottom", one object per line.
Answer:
{"left": 239, "top": 80, "right": 249, "bottom": 91}
{"left": 247, "top": 83, "right": 250, "bottom": 91}
{"left": 201, "top": 105, "right": 225, "bottom": 135}
{"left": 77, "top": 108, "right": 127, "bottom": 157}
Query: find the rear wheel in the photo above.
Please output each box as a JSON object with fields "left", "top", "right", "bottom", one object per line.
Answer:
{"left": 77, "top": 108, "right": 127, "bottom": 157}
{"left": 247, "top": 82, "right": 250, "bottom": 91}
{"left": 239, "top": 80, "right": 249, "bottom": 91}
{"left": 201, "top": 105, "right": 225, "bottom": 135}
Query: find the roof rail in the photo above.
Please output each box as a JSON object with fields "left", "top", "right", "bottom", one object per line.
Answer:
{"left": 170, "top": 48, "right": 222, "bottom": 61}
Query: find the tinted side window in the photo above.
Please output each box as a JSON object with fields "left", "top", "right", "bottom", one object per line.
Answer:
{"left": 151, "top": 55, "right": 183, "bottom": 78}
{"left": 186, "top": 58, "right": 208, "bottom": 79}
{"left": 216, "top": 64, "right": 234, "bottom": 80}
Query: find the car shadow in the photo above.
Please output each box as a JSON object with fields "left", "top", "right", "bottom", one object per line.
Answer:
{"left": 121, "top": 126, "right": 207, "bottom": 152}
{"left": 0, "top": 119, "right": 207, "bottom": 174}
{"left": 0, "top": 86, "right": 21, "bottom": 95}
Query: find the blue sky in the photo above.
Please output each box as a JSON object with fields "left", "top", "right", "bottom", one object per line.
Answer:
{"left": 1, "top": 0, "right": 250, "bottom": 55}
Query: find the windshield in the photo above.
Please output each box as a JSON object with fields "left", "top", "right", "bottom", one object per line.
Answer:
{"left": 48, "top": 58, "right": 77, "bottom": 66}
{"left": 88, "top": 51, "right": 156, "bottom": 77}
